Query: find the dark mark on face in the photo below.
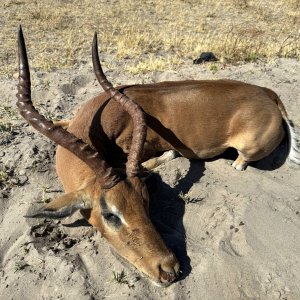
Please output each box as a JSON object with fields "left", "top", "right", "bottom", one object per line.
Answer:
{"left": 100, "top": 195, "right": 122, "bottom": 228}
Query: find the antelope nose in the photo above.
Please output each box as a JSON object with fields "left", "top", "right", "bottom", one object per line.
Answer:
{"left": 158, "top": 255, "right": 180, "bottom": 286}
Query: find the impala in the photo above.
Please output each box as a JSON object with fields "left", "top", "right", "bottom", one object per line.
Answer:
{"left": 16, "top": 26, "right": 300, "bottom": 286}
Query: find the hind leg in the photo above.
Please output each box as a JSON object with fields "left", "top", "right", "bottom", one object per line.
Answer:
{"left": 142, "top": 150, "right": 179, "bottom": 170}
{"left": 232, "top": 147, "right": 275, "bottom": 171}
{"left": 232, "top": 149, "right": 270, "bottom": 171}
{"left": 232, "top": 151, "right": 248, "bottom": 171}
{"left": 231, "top": 125, "right": 285, "bottom": 171}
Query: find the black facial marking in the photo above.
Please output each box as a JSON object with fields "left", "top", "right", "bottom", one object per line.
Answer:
{"left": 100, "top": 195, "right": 121, "bottom": 228}
{"left": 100, "top": 195, "right": 108, "bottom": 211}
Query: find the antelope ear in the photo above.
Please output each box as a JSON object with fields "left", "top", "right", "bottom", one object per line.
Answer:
{"left": 25, "top": 190, "right": 92, "bottom": 219}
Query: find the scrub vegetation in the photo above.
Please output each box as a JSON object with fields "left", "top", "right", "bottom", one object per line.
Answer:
{"left": 0, "top": 0, "right": 299, "bottom": 77}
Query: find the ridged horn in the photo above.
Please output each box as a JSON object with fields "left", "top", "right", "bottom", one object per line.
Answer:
{"left": 92, "top": 33, "right": 147, "bottom": 177}
{"left": 16, "top": 26, "right": 120, "bottom": 189}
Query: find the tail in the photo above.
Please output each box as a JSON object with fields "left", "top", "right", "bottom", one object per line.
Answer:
{"left": 263, "top": 87, "right": 300, "bottom": 166}
{"left": 284, "top": 120, "right": 300, "bottom": 166}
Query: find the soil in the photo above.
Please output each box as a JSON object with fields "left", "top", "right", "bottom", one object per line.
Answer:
{"left": 0, "top": 58, "right": 300, "bottom": 299}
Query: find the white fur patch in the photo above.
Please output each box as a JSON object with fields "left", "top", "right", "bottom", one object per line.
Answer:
{"left": 111, "top": 205, "right": 128, "bottom": 226}
{"left": 232, "top": 161, "right": 245, "bottom": 171}
{"left": 287, "top": 121, "right": 300, "bottom": 166}
{"left": 158, "top": 150, "right": 178, "bottom": 162}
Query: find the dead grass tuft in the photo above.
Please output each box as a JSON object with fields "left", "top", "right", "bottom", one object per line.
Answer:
{"left": 0, "top": 0, "right": 299, "bottom": 77}
{"left": 0, "top": 105, "right": 18, "bottom": 133}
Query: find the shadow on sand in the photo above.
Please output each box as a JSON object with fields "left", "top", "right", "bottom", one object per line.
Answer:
{"left": 63, "top": 140, "right": 288, "bottom": 282}
{"left": 146, "top": 139, "right": 288, "bottom": 281}
{"left": 146, "top": 160, "right": 205, "bottom": 281}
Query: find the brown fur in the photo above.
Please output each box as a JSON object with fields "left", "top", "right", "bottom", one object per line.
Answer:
{"left": 18, "top": 27, "right": 293, "bottom": 287}
{"left": 53, "top": 79, "right": 287, "bottom": 285}
{"left": 58, "top": 79, "right": 285, "bottom": 176}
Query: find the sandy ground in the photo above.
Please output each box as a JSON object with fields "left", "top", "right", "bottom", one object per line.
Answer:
{"left": 0, "top": 58, "right": 300, "bottom": 300}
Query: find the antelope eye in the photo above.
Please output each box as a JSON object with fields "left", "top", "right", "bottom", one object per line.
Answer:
{"left": 102, "top": 212, "right": 121, "bottom": 226}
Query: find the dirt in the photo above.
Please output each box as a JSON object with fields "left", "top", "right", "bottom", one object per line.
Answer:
{"left": 0, "top": 58, "right": 300, "bottom": 299}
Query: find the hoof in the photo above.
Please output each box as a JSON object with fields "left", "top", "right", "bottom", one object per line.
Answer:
{"left": 232, "top": 161, "right": 246, "bottom": 171}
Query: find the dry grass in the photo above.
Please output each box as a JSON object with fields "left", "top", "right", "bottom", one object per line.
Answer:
{"left": 0, "top": 0, "right": 299, "bottom": 78}
{"left": 0, "top": 105, "right": 18, "bottom": 132}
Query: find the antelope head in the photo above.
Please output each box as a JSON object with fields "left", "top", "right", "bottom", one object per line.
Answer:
{"left": 16, "top": 27, "right": 180, "bottom": 286}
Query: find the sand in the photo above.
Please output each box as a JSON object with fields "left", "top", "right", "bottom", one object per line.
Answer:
{"left": 0, "top": 58, "right": 300, "bottom": 299}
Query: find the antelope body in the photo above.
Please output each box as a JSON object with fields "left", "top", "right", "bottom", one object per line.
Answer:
{"left": 16, "top": 27, "right": 300, "bottom": 286}
{"left": 61, "top": 79, "right": 290, "bottom": 173}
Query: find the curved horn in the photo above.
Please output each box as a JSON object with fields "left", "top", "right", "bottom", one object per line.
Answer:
{"left": 92, "top": 33, "right": 147, "bottom": 177}
{"left": 16, "top": 26, "right": 120, "bottom": 189}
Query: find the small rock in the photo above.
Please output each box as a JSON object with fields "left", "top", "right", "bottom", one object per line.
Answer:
{"left": 193, "top": 52, "right": 218, "bottom": 64}
{"left": 19, "top": 169, "right": 26, "bottom": 176}
{"left": 10, "top": 177, "right": 19, "bottom": 185}
{"left": 18, "top": 175, "right": 28, "bottom": 185}
{"left": 56, "top": 243, "right": 66, "bottom": 251}
{"left": 48, "top": 249, "right": 56, "bottom": 255}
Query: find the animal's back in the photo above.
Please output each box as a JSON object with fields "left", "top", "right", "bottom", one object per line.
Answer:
{"left": 57, "top": 79, "right": 285, "bottom": 188}
{"left": 125, "top": 80, "right": 283, "bottom": 159}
